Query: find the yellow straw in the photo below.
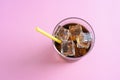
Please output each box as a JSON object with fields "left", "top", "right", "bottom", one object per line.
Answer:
{"left": 36, "top": 27, "right": 62, "bottom": 44}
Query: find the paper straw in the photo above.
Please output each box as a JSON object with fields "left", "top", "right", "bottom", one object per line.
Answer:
{"left": 36, "top": 27, "right": 62, "bottom": 44}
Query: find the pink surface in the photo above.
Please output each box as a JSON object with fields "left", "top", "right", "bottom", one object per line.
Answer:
{"left": 0, "top": 0, "right": 120, "bottom": 80}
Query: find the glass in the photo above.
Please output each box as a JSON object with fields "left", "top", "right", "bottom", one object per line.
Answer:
{"left": 52, "top": 17, "right": 95, "bottom": 61}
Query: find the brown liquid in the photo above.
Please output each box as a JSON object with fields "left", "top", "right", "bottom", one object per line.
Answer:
{"left": 54, "top": 23, "right": 91, "bottom": 58}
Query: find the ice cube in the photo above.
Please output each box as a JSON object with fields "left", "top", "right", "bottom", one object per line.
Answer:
{"left": 55, "top": 27, "right": 70, "bottom": 40}
{"left": 61, "top": 40, "right": 75, "bottom": 56}
{"left": 69, "top": 24, "right": 82, "bottom": 40}
{"left": 75, "top": 45, "right": 87, "bottom": 57}
{"left": 82, "top": 32, "right": 92, "bottom": 42}
{"left": 76, "top": 32, "right": 91, "bottom": 48}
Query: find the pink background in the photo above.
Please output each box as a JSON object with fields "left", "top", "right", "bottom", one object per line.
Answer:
{"left": 0, "top": 0, "right": 120, "bottom": 80}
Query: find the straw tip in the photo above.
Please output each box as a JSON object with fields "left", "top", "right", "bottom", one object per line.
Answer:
{"left": 35, "top": 27, "right": 40, "bottom": 32}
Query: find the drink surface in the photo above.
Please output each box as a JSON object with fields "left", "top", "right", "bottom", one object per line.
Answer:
{"left": 54, "top": 23, "right": 92, "bottom": 58}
